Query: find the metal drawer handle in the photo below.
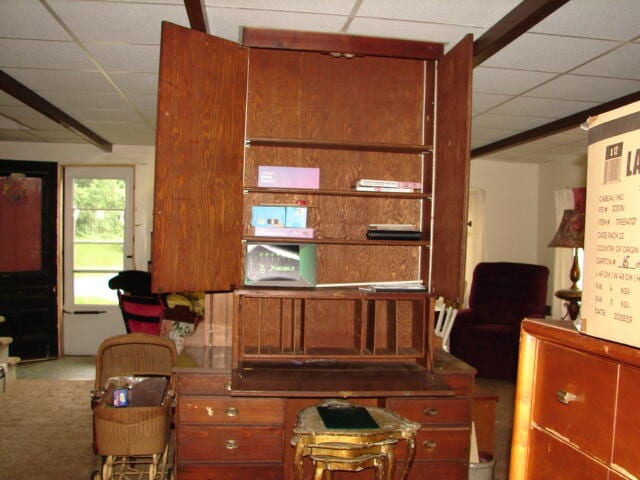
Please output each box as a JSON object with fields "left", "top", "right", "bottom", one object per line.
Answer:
{"left": 224, "top": 439, "right": 238, "bottom": 450}
{"left": 556, "top": 390, "right": 577, "bottom": 405}
{"left": 422, "top": 440, "right": 437, "bottom": 449}
{"left": 205, "top": 406, "right": 215, "bottom": 416}
{"left": 225, "top": 407, "right": 239, "bottom": 417}
{"left": 225, "top": 381, "right": 232, "bottom": 391}
{"left": 424, "top": 408, "right": 438, "bottom": 417}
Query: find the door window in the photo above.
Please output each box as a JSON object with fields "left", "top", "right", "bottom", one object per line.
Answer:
{"left": 63, "top": 167, "right": 134, "bottom": 306}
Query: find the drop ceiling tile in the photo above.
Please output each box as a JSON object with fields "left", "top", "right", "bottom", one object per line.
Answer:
{"left": 0, "top": 92, "right": 25, "bottom": 107}
{"left": 347, "top": 18, "right": 482, "bottom": 46}
{"left": 0, "top": 130, "right": 43, "bottom": 142}
{"left": 357, "top": 0, "right": 520, "bottom": 27}
{"left": 0, "top": 105, "right": 64, "bottom": 130}
{"left": 530, "top": 0, "right": 640, "bottom": 41}
{"left": 0, "top": 0, "right": 71, "bottom": 41}
{"left": 49, "top": 0, "right": 188, "bottom": 43}
{"left": 473, "top": 67, "right": 557, "bottom": 95}
{"left": 69, "top": 108, "right": 146, "bottom": 124}
{"left": 0, "top": 38, "right": 96, "bottom": 70}
{"left": 4, "top": 68, "right": 116, "bottom": 93}
{"left": 207, "top": 7, "right": 348, "bottom": 43}
{"left": 85, "top": 43, "right": 160, "bottom": 73}
{"left": 573, "top": 43, "right": 640, "bottom": 80}
{"left": 472, "top": 93, "right": 513, "bottom": 114}
{"left": 206, "top": 0, "right": 356, "bottom": 15}
{"left": 41, "top": 91, "right": 131, "bottom": 111}
{"left": 490, "top": 97, "right": 598, "bottom": 119}
{"left": 109, "top": 73, "right": 159, "bottom": 95}
{"left": 525, "top": 74, "right": 640, "bottom": 102}
{"left": 482, "top": 33, "right": 621, "bottom": 73}
{"left": 473, "top": 112, "right": 552, "bottom": 131}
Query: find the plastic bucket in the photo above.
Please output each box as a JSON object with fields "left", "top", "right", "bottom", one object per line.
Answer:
{"left": 469, "top": 451, "right": 495, "bottom": 480}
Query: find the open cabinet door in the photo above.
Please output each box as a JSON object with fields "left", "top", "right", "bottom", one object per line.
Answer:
{"left": 153, "top": 22, "right": 248, "bottom": 293}
{"left": 432, "top": 34, "right": 473, "bottom": 305}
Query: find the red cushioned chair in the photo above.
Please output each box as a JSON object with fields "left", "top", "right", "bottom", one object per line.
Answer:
{"left": 450, "top": 262, "right": 549, "bottom": 380}
{"left": 108, "top": 271, "right": 165, "bottom": 335}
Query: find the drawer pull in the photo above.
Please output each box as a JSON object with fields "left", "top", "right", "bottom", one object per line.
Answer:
{"left": 225, "top": 381, "right": 232, "bottom": 391}
{"left": 424, "top": 408, "right": 438, "bottom": 417}
{"left": 224, "top": 439, "right": 239, "bottom": 450}
{"left": 225, "top": 407, "right": 239, "bottom": 417}
{"left": 205, "top": 406, "right": 215, "bottom": 416}
{"left": 422, "top": 440, "right": 437, "bottom": 449}
{"left": 556, "top": 390, "right": 577, "bottom": 405}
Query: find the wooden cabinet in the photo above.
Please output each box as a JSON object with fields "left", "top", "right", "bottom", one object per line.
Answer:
{"left": 155, "top": 22, "right": 475, "bottom": 480}
{"left": 511, "top": 319, "right": 640, "bottom": 479}
{"left": 175, "top": 347, "right": 475, "bottom": 480}
{"left": 152, "top": 22, "right": 471, "bottom": 306}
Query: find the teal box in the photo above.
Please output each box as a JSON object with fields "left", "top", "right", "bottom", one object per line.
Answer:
{"left": 285, "top": 206, "right": 308, "bottom": 228}
{"left": 251, "top": 206, "right": 286, "bottom": 228}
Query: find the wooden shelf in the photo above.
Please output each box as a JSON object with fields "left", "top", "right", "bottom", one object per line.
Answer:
{"left": 246, "top": 137, "right": 433, "bottom": 154}
{"left": 242, "top": 236, "right": 430, "bottom": 247}
{"left": 243, "top": 187, "right": 430, "bottom": 199}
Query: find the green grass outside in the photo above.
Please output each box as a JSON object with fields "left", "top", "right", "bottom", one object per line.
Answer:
{"left": 74, "top": 242, "right": 123, "bottom": 270}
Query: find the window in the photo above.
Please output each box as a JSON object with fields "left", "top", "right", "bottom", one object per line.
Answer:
{"left": 63, "top": 167, "right": 134, "bottom": 306}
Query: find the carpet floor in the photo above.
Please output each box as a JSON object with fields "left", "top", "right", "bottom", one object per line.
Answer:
{"left": 0, "top": 378, "right": 98, "bottom": 480}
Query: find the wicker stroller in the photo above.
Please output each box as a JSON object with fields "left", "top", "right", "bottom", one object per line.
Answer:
{"left": 91, "top": 333, "right": 177, "bottom": 480}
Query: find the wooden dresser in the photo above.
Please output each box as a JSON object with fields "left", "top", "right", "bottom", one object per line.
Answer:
{"left": 511, "top": 319, "right": 640, "bottom": 479}
{"left": 174, "top": 347, "right": 475, "bottom": 480}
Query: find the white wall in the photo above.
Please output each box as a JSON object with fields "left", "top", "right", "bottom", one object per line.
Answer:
{"left": 470, "top": 159, "right": 540, "bottom": 264}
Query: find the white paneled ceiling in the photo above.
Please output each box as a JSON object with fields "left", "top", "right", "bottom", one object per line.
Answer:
{"left": 1, "top": 0, "right": 639, "bottom": 163}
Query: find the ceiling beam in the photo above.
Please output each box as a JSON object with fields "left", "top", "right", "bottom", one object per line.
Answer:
{"left": 184, "top": 0, "right": 209, "bottom": 33}
{"left": 471, "top": 89, "right": 640, "bottom": 158}
{"left": 473, "top": 0, "right": 571, "bottom": 67}
{"left": 0, "top": 70, "right": 112, "bottom": 152}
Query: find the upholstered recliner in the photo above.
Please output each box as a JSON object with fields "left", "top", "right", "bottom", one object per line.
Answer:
{"left": 450, "top": 262, "right": 549, "bottom": 380}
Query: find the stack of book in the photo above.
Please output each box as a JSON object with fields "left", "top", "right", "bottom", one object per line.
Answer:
{"left": 366, "top": 223, "right": 422, "bottom": 240}
{"left": 354, "top": 178, "right": 422, "bottom": 193}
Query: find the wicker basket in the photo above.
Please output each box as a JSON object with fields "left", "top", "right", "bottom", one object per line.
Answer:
{"left": 93, "top": 402, "right": 171, "bottom": 456}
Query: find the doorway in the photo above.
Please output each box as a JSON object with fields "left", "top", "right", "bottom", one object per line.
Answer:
{"left": 62, "top": 166, "right": 134, "bottom": 355}
{"left": 0, "top": 160, "right": 58, "bottom": 361}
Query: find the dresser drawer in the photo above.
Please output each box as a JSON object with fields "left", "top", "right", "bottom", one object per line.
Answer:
{"left": 177, "top": 463, "right": 282, "bottom": 480}
{"left": 532, "top": 341, "right": 617, "bottom": 463}
{"left": 529, "top": 426, "right": 609, "bottom": 480}
{"left": 612, "top": 365, "right": 640, "bottom": 478}
{"left": 178, "top": 425, "right": 283, "bottom": 462}
{"left": 401, "top": 460, "right": 468, "bottom": 480}
{"left": 409, "top": 428, "right": 469, "bottom": 461}
{"left": 387, "top": 398, "right": 470, "bottom": 425}
{"left": 178, "top": 373, "right": 231, "bottom": 395}
{"left": 179, "top": 397, "right": 284, "bottom": 424}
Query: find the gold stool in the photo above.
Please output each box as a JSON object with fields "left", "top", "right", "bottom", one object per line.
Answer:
{"left": 291, "top": 399, "right": 420, "bottom": 480}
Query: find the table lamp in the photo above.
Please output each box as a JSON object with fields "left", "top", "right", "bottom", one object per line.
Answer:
{"left": 548, "top": 208, "right": 585, "bottom": 320}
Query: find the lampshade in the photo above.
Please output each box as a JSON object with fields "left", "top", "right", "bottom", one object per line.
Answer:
{"left": 548, "top": 209, "right": 585, "bottom": 248}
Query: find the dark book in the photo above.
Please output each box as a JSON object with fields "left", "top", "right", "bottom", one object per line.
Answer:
{"left": 366, "top": 230, "right": 422, "bottom": 240}
{"left": 317, "top": 405, "right": 379, "bottom": 429}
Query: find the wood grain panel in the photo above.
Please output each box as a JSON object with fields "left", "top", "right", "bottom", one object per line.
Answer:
{"left": 532, "top": 341, "right": 616, "bottom": 463}
{"left": 388, "top": 397, "right": 471, "bottom": 425}
{"left": 178, "top": 464, "right": 282, "bottom": 480}
{"left": 178, "top": 397, "right": 284, "bottom": 424}
{"left": 153, "top": 22, "right": 247, "bottom": 292}
{"left": 247, "top": 49, "right": 424, "bottom": 145}
{"left": 431, "top": 35, "right": 473, "bottom": 304}
{"left": 612, "top": 365, "right": 640, "bottom": 477}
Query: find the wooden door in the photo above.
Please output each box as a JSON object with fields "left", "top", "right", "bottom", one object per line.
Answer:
{"left": 431, "top": 34, "right": 473, "bottom": 305}
{"left": 0, "top": 159, "right": 58, "bottom": 360}
{"left": 152, "top": 22, "right": 248, "bottom": 293}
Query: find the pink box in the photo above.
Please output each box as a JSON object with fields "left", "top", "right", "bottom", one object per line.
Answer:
{"left": 254, "top": 227, "right": 315, "bottom": 238}
{"left": 258, "top": 166, "right": 320, "bottom": 189}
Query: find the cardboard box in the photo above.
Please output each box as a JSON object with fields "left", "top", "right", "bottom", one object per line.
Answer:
{"left": 258, "top": 166, "right": 320, "bottom": 189}
{"left": 581, "top": 100, "right": 640, "bottom": 347}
